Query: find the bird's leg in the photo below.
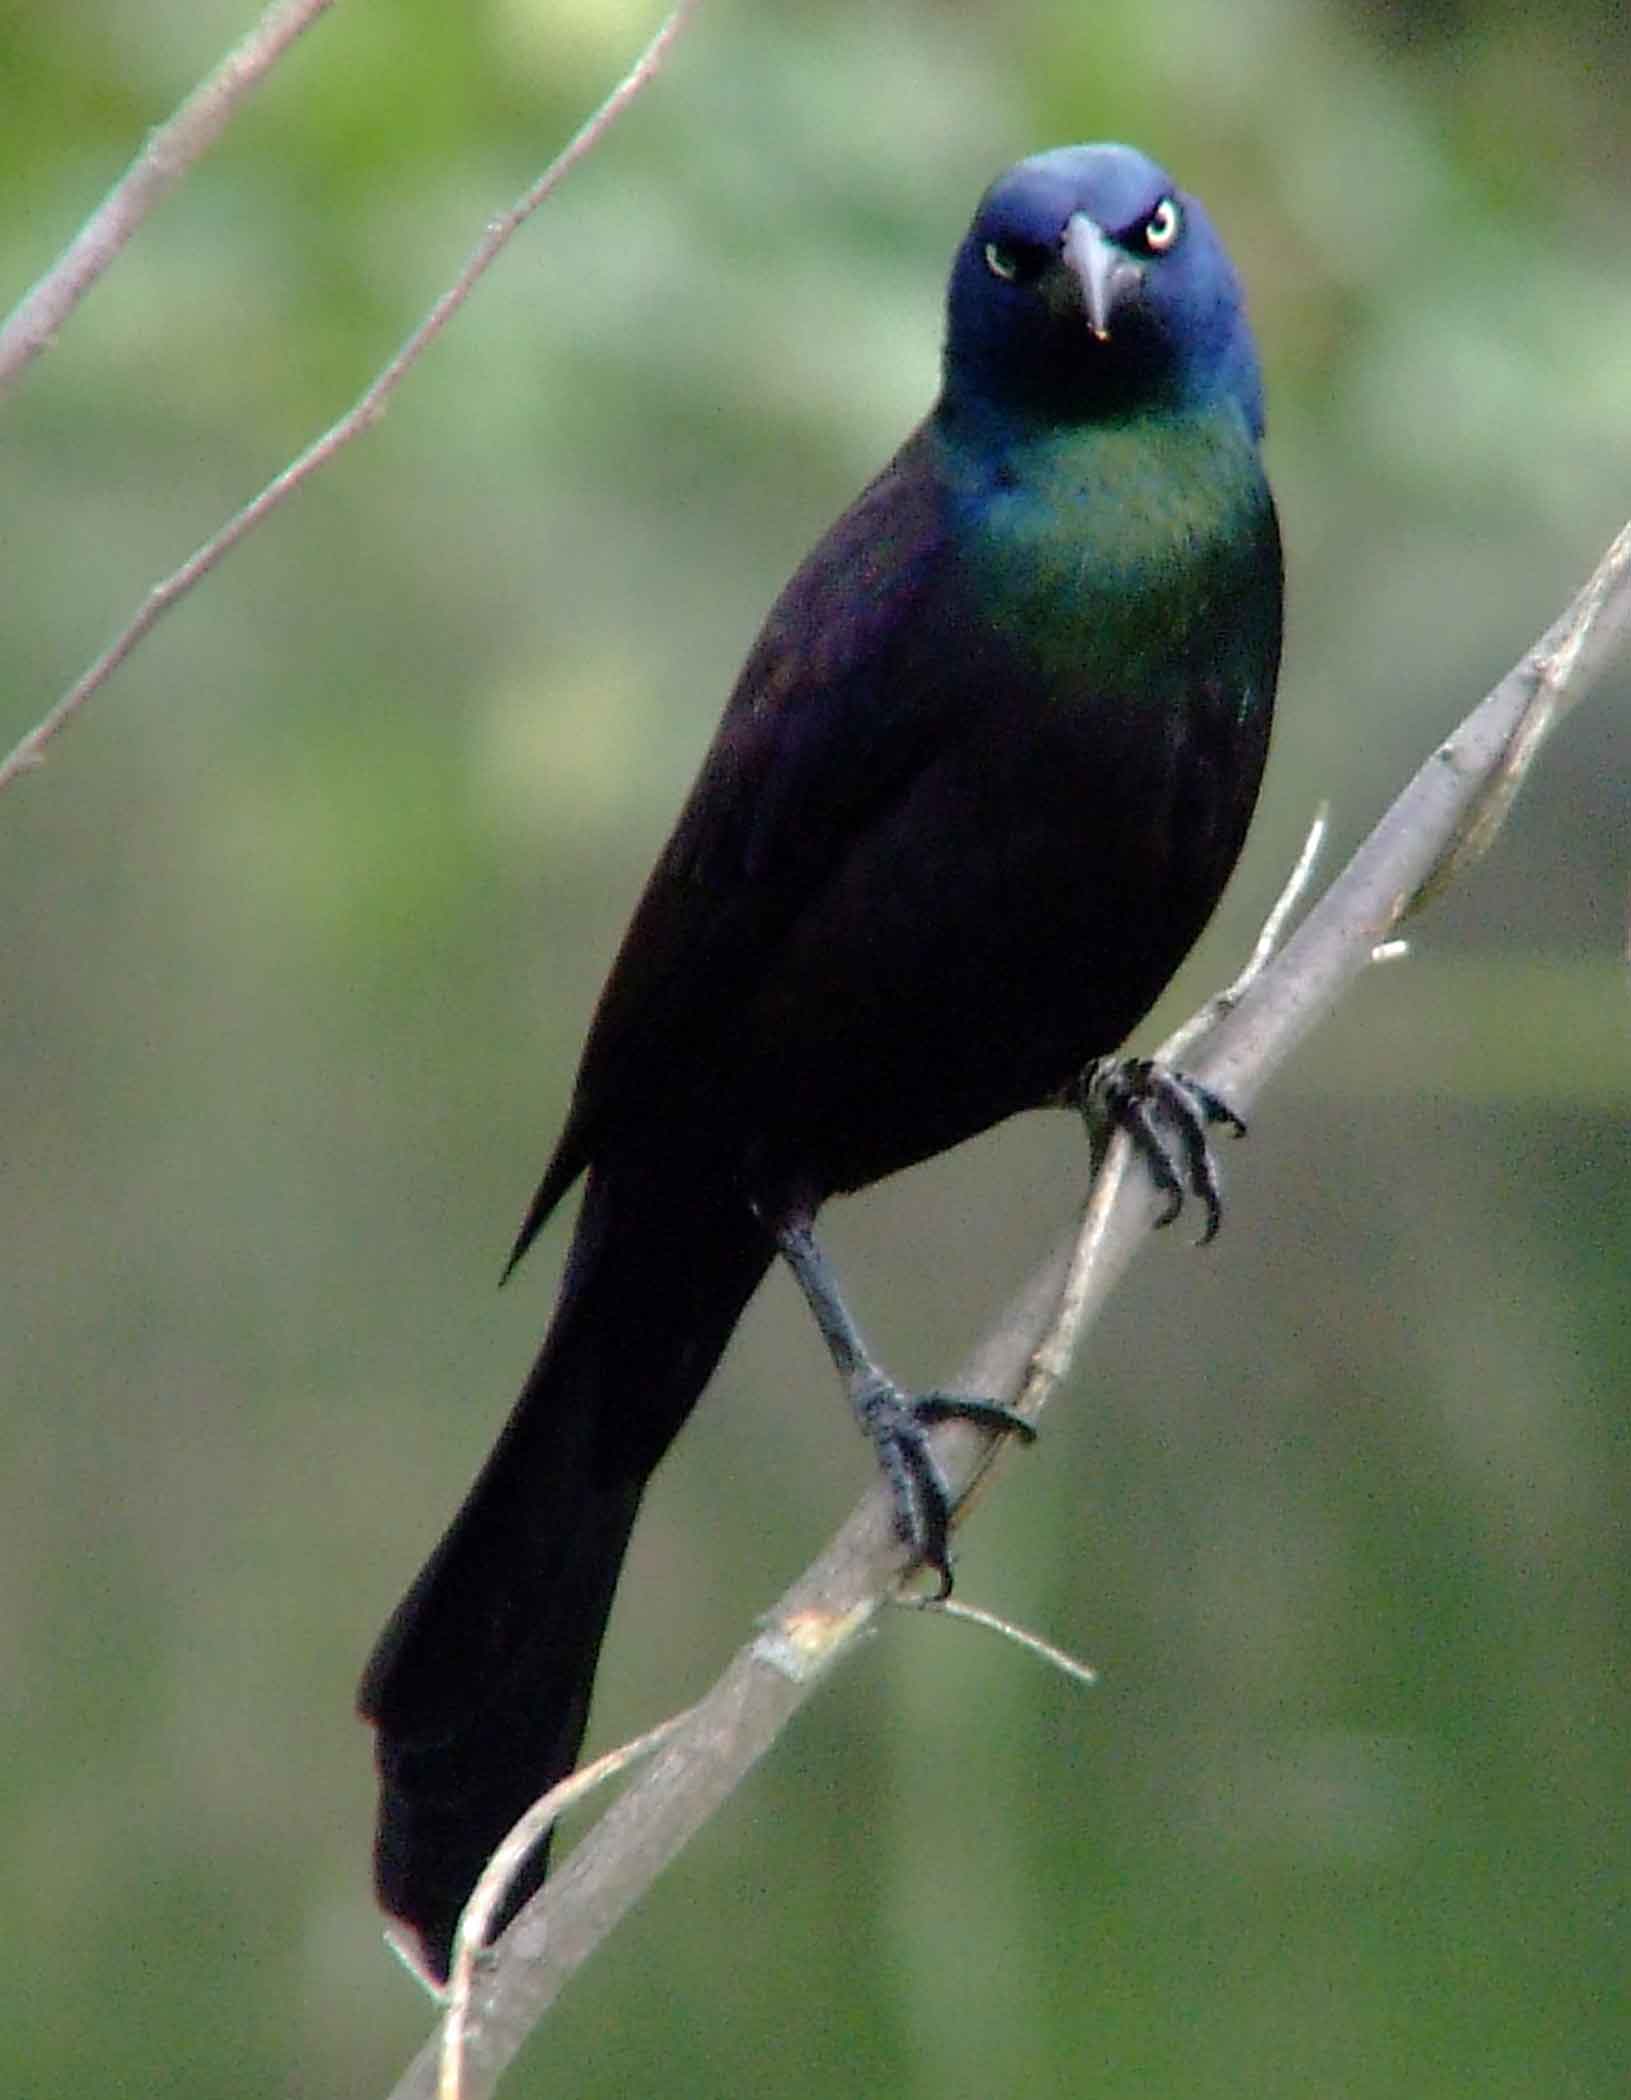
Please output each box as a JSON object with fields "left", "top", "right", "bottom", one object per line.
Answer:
{"left": 1075, "top": 1056, "right": 1246, "bottom": 1243}
{"left": 774, "top": 1219, "right": 1036, "bottom": 1597}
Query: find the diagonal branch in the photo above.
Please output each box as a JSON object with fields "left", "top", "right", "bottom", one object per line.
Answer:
{"left": 0, "top": 0, "right": 337, "bottom": 402}
{"left": 0, "top": 0, "right": 703, "bottom": 799}
{"left": 381, "top": 521, "right": 1631, "bottom": 2100}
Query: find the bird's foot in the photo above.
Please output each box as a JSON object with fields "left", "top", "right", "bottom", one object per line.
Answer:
{"left": 855, "top": 1380, "right": 1037, "bottom": 1599}
{"left": 1080, "top": 1055, "right": 1246, "bottom": 1243}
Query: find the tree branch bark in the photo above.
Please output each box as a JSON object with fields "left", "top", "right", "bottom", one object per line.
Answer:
{"left": 383, "top": 519, "right": 1631, "bottom": 2100}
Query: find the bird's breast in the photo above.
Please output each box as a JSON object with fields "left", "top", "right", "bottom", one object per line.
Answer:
{"left": 944, "top": 412, "right": 1272, "bottom": 700}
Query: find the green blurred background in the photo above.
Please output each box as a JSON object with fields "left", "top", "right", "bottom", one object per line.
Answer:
{"left": 3, "top": 1, "right": 1628, "bottom": 2093}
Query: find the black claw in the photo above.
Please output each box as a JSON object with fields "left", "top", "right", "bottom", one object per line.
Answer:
{"left": 912, "top": 1392, "right": 1039, "bottom": 1445}
{"left": 1183, "top": 1076, "right": 1247, "bottom": 1139}
{"left": 1084, "top": 1055, "right": 1246, "bottom": 1243}
{"left": 856, "top": 1381, "right": 1037, "bottom": 1595}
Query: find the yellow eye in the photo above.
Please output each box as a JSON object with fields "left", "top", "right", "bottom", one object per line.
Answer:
{"left": 983, "top": 240, "right": 1020, "bottom": 282}
{"left": 1143, "top": 197, "right": 1181, "bottom": 253}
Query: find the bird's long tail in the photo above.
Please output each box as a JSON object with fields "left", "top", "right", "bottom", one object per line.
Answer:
{"left": 358, "top": 1167, "right": 773, "bottom": 1982}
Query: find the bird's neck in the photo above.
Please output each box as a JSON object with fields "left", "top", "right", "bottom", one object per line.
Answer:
{"left": 926, "top": 397, "right": 1272, "bottom": 678}
{"left": 932, "top": 394, "right": 1264, "bottom": 554}
{"left": 933, "top": 381, "right": 1252, "bottom": 470}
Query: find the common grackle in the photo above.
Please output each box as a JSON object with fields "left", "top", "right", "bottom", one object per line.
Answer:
{"left": 360, "top": 143, "right": 1282, "bottom": 1983}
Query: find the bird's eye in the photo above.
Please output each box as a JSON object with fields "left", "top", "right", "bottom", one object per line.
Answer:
{"left": 983, "top": 239, "right": 1043, "bottom": 285}
{"left": 1141, "top": 197, "right": 1182, "bottom": 253}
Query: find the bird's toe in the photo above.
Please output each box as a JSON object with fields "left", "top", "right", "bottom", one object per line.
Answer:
{"left": 1082, "top": 1054, "right": 1246, "bottom": 1243}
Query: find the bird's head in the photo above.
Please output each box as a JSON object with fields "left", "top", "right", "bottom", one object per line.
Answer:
{"left": 942, "top": 144, "right": 1264, "bottom": 438}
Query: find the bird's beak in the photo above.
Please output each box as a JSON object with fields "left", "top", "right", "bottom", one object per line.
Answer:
{"left": 1060, "top": 213, "right": 1143, "bottom": 342}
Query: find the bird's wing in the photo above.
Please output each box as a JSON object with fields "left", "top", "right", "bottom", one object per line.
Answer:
{"left": 509, "top": 423, "right": 969, "bottom": 1262}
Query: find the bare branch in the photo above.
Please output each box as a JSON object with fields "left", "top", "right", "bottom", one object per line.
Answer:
{"left": 1200, "top": 519, "right": 1631, "bottom": 1116}
{"left": 906, "top": 1597, "right": 1100, "bottom": 1691}
{"left": 439, "top": 1710, "right": 695, "bottom": 2100}
{"left": 0, "top": 0, "right": 704, "bottom": 798}
{"left": 380, "top": 520, "right": 1631, "bottom": 2100}
{"left": 1164, "top": 801, "right": 1329, "bottom": 1063}
{"left": 0, "top": 0, "right": 337, "bottom": 401}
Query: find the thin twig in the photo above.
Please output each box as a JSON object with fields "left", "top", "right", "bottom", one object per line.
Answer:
{"left": 1164, "top": 802, "right": 1329, "bottom": 1064}
{"left": 439, "top": 1709, "right": 694, "bottom": 2100}
{"left": 0, "top": 0, "right": 337, "bottom": 401}
{"left": 908, "top": 1596, "right": 1099, "bottom": 1689}
{"left": 380, "top": 515, "right": 1631, "bottom": 2100}
{"left": 0, "top": 0, "right": 704, "bottom": 798}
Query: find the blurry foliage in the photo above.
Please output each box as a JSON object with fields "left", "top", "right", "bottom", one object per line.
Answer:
{"left": 1, "top": 2, "right": 1628, "bottom": 2095}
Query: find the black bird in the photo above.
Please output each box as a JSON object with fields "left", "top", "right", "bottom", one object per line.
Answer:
{"left": 360, "top": 142, "right": 1282, "bottom": 1983}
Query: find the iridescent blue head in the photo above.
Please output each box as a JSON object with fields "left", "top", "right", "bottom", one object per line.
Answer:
{"left": 942, "top": 144, "right": 1265, "bottom": 438}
